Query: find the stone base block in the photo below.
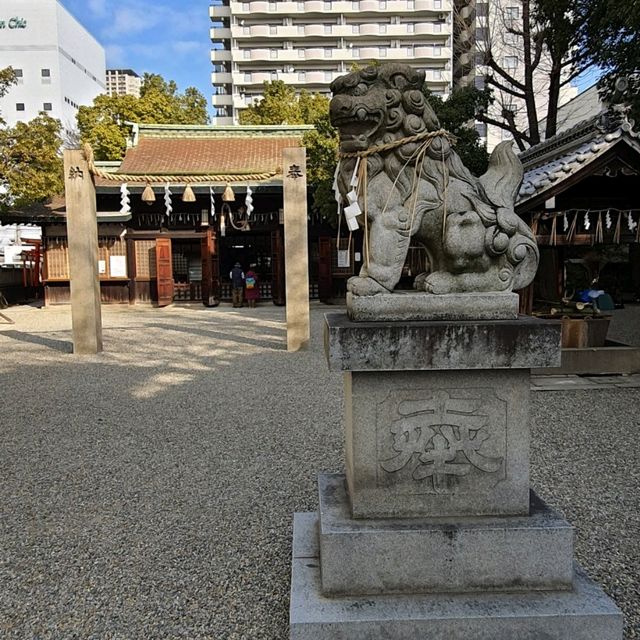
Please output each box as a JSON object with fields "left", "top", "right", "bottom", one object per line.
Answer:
{"left": 324, "top": 313, "right": 561, "bottom": 372}
{"left": 318, "top": 474, "right": 574, "bottom": 596}
{"left": 346, "top": 291, "right": 519, "bottom": 322}
{"left": 344, "top": 369, "right": 531, "bottom": 519}
{"left": 290, "top": 513, "right": 623, "bottom": 640}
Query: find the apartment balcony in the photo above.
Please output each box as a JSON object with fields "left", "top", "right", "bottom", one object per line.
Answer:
{"left": 233, "top": 69, "right": 343, "bottom": 87}
{"left": 209, "top": 4, "right": 231, "bottom": 18}
{"left": 246, "top": 24, "right": 270, "bottom": 36}
{"left": 212, "top": 94, "right": 234, "bottom": 106}
{"left": 232, "top": 1, "right": 270, "bottom": 13}
{"left": 212, "top": 115, "right": 234, "bottom": 125}
{"left": 359, "top": 46, "right": 381, "bottom": 59}
{"left": 211, "top": 71, "right": 233, "bottom": 84}
{"left": 414, "top": 22, "right": 452, "bottom": 36}
{"left": 233, "top": 94, "right": 249, "bottom": 109}
{"left": 414, "top": 45, "right": 452, "bottom": 59}
{"left": 361, "top": 23, "right": 381, "bottom": 36}
{"left": 211, "top": 50, "right": 232, "bottom": 62}
{"left": 236, "top": 47, "right": 303, "bottom": 62}
{"left": 415, "top": 0, "right": 452, "bottom": 10}
{"left": 229, "top": 0, "right": 451, "bottom": 14}
{"left": 304, "top": 47, "right": 329, "bottom": 60}
{"left": 359, "top": 0, "right": 379, "bottom": 11}
{"left": 231, "top": 24, "right": 302, "bottom": 38}
{"left": 424, "top": 70, "right": 451, "bottom": 84}
{"left": 209, "top": 26, "right": 231, "bottom": 40}
{"left": 304, "top": 24, "right": 327, "bottom": 37}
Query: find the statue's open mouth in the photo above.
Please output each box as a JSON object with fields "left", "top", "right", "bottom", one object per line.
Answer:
{"left": 333, "top": 108, "right": 383, "bottom": 151}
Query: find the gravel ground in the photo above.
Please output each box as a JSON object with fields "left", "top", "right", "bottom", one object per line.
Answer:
{"left": 0, "top": 302, "right": 638, "bottom": 639}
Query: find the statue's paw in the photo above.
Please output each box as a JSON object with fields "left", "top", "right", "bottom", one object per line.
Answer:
{"left": 347, "top": 276, "right": 389, "bottom": 296}
{"left": 423, "top": 272, "right": 458, "bottom": 295}
{"left": 413, "top": 272, "right": 429, "bottom": 290}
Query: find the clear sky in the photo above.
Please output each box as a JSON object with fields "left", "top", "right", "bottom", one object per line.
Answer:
{"left": 62, "top": 0, "right": 213, "bottom": 113}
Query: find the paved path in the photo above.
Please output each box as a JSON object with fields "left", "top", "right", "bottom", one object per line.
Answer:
{"left": 531, "top": 373, "right": 640, "bottom": 391}
{"left": 0, "top": 303, "right": 638, "bottom": 639}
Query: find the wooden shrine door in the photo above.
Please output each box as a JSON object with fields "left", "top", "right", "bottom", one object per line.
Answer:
{"left": 317, "top": 235, "right": 333, "bottom": 303}
{"left": 271, "top": 229, "right": 286, "bottom": 306}
{"left": 155, "top": 237, "right": 173, "bottom": 307}
{"left": 201, "top": 227, "right": 220, "bottom": 307}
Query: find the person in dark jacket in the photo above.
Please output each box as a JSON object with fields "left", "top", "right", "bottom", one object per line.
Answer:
{"left": 230, "top": 262, "right": 245, "bottom": 307}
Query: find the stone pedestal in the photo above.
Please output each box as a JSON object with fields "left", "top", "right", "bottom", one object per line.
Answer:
{"left": 290, "top": 312, "right": 623, "bottom": 639}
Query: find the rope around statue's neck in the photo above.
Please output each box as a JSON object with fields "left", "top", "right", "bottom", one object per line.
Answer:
{"left": 337, "top": 128, "right": 457, "bottom": 159}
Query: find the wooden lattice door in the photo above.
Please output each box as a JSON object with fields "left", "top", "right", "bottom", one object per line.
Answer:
{"left": 155, "top": 237, "right": 173, "bottom": 307}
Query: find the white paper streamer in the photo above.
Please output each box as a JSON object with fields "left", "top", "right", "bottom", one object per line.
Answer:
{"left": 584, "top": 211, "right": 590, "bottom": 230}
{"left": 164, "top": 184, "right": 173, "bottom": 217}
{"left": 210, "top": 186, "right": 216, "bottom": 221}
{"left": 605, "top": 210, "right": 612, "bottom": 230}
{"left": 628, "top": 211, "right": 637, "bottom": 231}
{"left": 563, "top": 212, "right": 568, "bottom": 232}
{"left": 245, "top": 185, "right": 254, "bottom": 217}
{"left": 119, "top": 182, "right": 130, "bottom": 214}
{"left": 350, "top": 157, "right": 361, "bottom": 188}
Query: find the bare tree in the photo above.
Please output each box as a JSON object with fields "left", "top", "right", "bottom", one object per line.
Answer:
{"left": 457, "top": 0, "right": 588, "bottom": 150}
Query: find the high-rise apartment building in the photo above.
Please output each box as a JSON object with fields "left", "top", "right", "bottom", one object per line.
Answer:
{"left": 0, "top": 0, "right": 106, "bottom": 130}
{"left": 210, "top": 0, "right": 468, "bottom": 124}
{"left": 106, "top": 69, "right": 142, "bottom": 98}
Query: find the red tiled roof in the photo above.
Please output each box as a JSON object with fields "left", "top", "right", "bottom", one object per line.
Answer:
{"left": 117, "top": 136, "right": 304, "bottom": 176}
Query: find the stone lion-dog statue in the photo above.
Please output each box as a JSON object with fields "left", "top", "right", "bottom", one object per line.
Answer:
{"left": 330, "top": 63, "right": 538, "bottom": 297}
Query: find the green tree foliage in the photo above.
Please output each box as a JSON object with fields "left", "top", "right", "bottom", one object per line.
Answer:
{"left": 576, "top": 0, "right": 640, "bottom": 121}
{"left": 238, "top": 81, "right": 330, "bottom": 125}
{"left": 237, "top": 81, "right": 337, "bottom": 219}
{"left": 423, "top": 86, "right": 491, "bottom": 175}
{"left": 303, "top": 113, "right": 340, "bottom": 222}
{"left": 77, "top": 73, "right": 210, "bottom": 160}
{"left": 0, "top": 113, "right": 64, "bottom": 210}
{"left": 0, "top": 66, "right": 17, "bottom": 98}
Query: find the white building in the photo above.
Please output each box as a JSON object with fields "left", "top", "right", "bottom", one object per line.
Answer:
{"left": 106, "top": 69, "right": 142, "bottom": 98}
{"left": 0, "top": 0, "right": 106, "bottom": 131}
{"left": 210, "top": 0, "right": 472, "bottom": 124}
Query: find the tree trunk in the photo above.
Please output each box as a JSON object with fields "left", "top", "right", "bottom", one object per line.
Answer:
{"left": 545, "top": 59, "right": 563, "bottom": 140}
{"left": 522, "top": 0, "right": 541, "bottom": 145}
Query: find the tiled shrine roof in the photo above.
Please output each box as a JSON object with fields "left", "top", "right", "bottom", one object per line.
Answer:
{"left": 517, "top": 114, "right": 640, "bottom": 208}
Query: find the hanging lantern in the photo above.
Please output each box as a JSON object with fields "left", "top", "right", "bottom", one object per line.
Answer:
{"left": 141, "top": 183, "right": 155, "bottom": 205}
{"left": 182, "top": 183, "right": 196, "bottom": 202}
{"left": 222, "top": 183, "right": 235, "bottom": 202}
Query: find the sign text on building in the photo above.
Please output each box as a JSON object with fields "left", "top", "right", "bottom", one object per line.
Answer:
{"left": 0, "top": 17, "right": 28, "bottom": 30}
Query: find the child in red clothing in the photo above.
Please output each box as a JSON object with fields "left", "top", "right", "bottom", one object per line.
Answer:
{"left": 244, "top": 265, "right": 259, "bottom": 308}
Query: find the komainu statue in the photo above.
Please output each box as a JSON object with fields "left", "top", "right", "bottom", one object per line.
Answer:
{"left": 330, "top": 64, "right": 539, "bottom": 298}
